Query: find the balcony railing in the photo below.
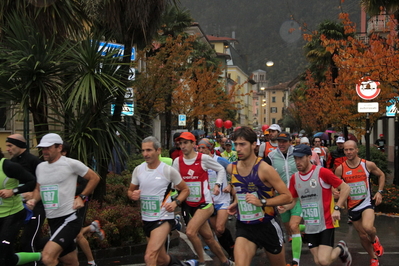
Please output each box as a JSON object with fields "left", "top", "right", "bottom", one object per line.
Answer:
{"left": 367, "top": 15, "right": 391, "bottom": 35}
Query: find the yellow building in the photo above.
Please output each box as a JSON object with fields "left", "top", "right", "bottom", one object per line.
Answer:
{"left": 207, "top": 35, "right": 255, "bottom": 127}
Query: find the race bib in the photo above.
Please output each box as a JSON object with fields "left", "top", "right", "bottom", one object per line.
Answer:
{"left": 187, "top": 182, "right": 201, "bottom": 202}
{"left": 237, "top": 193, "right": 263, "bottom": 221}
{"left": 40, "top": 185, "right": 59, "bottom": 209}
{"left": 140, "top": 195, "right": 161, "bottom": 219}
{"left": 302, "top": 202, "right": 320, "bottom": 225}
{"left": 349, "top": 181, "right": 367, "bottom": 200}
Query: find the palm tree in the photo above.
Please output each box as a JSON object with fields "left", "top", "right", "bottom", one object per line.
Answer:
{"left": 304, "top": 20, "right": 352, "bottom": 85}
{"left": 82, "top": 0, "right": 173, "bottom": 124}
{"left": 59, "top": 31, "right": 130, "bottom": 200}
{"left": 361, "top": 0, "right": 399, "bottom": 16}
{"left": 0, "top": 12, "right": 69, "bottom": 143}
{"left": 0, "top": 0, "right": 88, "bottom": 41}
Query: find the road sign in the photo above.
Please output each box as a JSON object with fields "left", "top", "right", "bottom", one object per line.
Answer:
{"left": 178, "top": 114, "right": 186, "bottom": 126}
{"left": 356, "top": 77, "right": 381, "bottom": 100}
{"left": 98, "top": 41, "right": 136, "bottom": 61}
{"left": 111, "top": 102, "right": 134, "bottom": 116}
{"left": 386, "top": 97, "right": 399, "bottom": 117}
{"left": 358, "top": 102, "right": 379, "bottom": 113}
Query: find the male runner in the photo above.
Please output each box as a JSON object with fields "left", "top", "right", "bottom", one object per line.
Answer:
{"left": 128, "top": 136, "right": 191, "bottom": 266}
{"left": 268, "top": 132, "right": 303, "bottom": 266}
{"left": 227, "top": 126, "right": 292, "bottom": 266}
{"left": 198, "top": 138, "right": 235, "bottom": 259}
{"left": 258, "top": 124, "right": 281, "bottom": 160}
{"left": 172, "top": 132, "right": 234, "bottom": 266}
{"left": 27, "top": 133, "right": 100, "bottom": 266}
{"left": 6, "top": 134, "right": 43, "bottom": 266}
{"left": 335, "top": 140, "right": 385, "bottom": 266}
{"left": 279, "top": 144, "right": 352, "bottom": 266}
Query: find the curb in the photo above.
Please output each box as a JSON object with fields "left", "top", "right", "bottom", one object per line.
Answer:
{"left": 79, "top": 230, "right": 180, "bottom": 263}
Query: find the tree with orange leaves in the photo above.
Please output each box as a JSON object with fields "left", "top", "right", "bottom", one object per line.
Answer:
{"left": 296, "top": 12, "right": 399, "bottom": 137}
{"left": 172, "top": 57, "right": 240, "bottom": 130}
{"left": 133, "top": 33, "right": 240, "bottom": 143}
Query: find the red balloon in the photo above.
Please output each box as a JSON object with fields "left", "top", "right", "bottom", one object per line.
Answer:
{"left": 215, "top": 118, "right": 223, "bottom": 128}
{"left": 224, "top": 120, "right": 233, "bottom": 129}
{"left": 261, "top": 124, "right": 269, "bottom": 131}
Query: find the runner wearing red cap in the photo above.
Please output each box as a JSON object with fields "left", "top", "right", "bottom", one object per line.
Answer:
{"left": 173, "top": 132, "right": 234, "bottom": 266}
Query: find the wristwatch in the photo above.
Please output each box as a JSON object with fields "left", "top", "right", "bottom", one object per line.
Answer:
{"left": 334, "top": 205, "right": 341, "bottom": 211}
{"left": 215, "top": 183, "right": 221, "bottom": 188}
{"left": 79, "top": 194, "right": 87, "bottom": 201}
{"left": 260, "top": 198, "right": 267, "bottom": 208}
{"left": 378, "top": 190, "right": 384, "bottom": 194}
{"left": 175, "top": 199, "right": 181, "bottom": 206}
{"left": 12, "top": 187, "right": 19, "bottom": 195}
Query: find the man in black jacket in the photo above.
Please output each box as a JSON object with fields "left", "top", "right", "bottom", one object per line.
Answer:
{"left": 6, "top": 134, "right": 43, "bottom": 266}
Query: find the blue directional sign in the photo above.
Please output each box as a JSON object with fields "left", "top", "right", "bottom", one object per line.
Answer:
{"left": 386, "top": 97, "right": 399, "bottom": 117}
{"left": 98, "top": 41, "right": 135, "bottom": 61}
{"left": 111, "top": 102, "right": 134, "bottom": 116}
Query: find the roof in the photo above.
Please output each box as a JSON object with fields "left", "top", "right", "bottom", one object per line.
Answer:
{"left": 267, "top": 81, "right": 291, "bottom": 90}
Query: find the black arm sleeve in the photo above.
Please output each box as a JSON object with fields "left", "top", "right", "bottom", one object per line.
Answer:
{"left": 3, "top": 159, "right": 36, "bottom": 194}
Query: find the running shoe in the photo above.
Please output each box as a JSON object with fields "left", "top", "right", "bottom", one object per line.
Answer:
{"left": 92, "top": 220, "right": 106, "bottom": 241}
{"left": 370, "top": 258, "right": 379, "bottom": 266}
{"left": 174, "top": 214, "right": 182, "bottom": 231}
{"left": 184, "top": 259, "right": 199, "bottom": 266}
{"left": 337, "top": 240, "right": 352, "bottom": 266}
{"left": 373, "top": 236, "right": 384, "bottom": 257}
{"left": 291, "top": 261, "right": 299, "bottom": 266}
{"left": 221, "top": 260, "right": 235, "bottom": 266}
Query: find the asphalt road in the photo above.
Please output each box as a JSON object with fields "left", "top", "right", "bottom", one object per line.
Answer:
{"left": 93, "top": 212, "right": 399, "bottom": 266}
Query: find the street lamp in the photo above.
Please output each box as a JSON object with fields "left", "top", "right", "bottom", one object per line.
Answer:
{"left": 266, "top": 61, "right": 274, "bottom": 67}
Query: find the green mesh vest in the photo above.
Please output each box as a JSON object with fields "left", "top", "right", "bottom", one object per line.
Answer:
{"left": 0, "top": 158, "right": 24, "bottom": 217}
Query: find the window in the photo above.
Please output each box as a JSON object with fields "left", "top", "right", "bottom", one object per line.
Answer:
{"left": 264, "top": 109, "right": 266, "bottom": 114}
{"left": 260, "top": 74, "right": 265, "bottom": 81}
{"left": 270, "top": 107, "right": 277, "bottom": 113}
{"left": 272, "top": 118, "right": 276, "bottom": 124}
{"left": 282, "top": 97, "right": 285, "bottom": 102}
{"left": 272, "top": 91, "right": 276, "bottom": 94}
{"left": 237, "top": 76, "right": 241, "bottom": 84}
{"left": 272, "top": 97, "right": 276, "bottom": 103}
{"left": 254, "top": 74, "right": 257, "bottom": 81}
{"left": 264, "top": 118, "right": 266, "bottom": 123}
{"left": 227, "top": 73, "right": 231, "bottom": 79}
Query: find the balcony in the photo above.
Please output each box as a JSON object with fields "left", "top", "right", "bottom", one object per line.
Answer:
{"left": 367, "top": 14, "right": 392, "bottom": 36}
